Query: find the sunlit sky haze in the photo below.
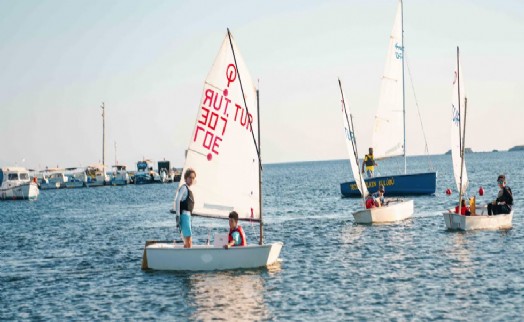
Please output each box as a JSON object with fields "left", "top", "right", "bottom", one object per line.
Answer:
{"left": 1, "top": 0, "right": 523, "bottom": 170}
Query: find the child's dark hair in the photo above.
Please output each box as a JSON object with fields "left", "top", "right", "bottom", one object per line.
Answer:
{"left": 229, "top": 211, "right": 239, "bottom": 221}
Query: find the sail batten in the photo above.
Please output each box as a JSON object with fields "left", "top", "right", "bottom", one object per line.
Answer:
{"left": 175, "top": 32, "right": 260, "bottom": 221}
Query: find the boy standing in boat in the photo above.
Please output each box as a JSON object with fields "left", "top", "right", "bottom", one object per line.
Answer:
{"left": 224, "top": 211, "right": 246, "bottom": 249}
{"left": 175, "top": 168, "right": 196, "bottom": 248}
{"left": 362, "top": 147, "right": 377, "bottom": 178}
{"left": 487, "top": 175, "right": 513, "bottom": 215}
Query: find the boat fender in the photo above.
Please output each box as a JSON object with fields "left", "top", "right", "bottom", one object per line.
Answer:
{"left": 478, "top": 186, "right": 484, "bottom": 196}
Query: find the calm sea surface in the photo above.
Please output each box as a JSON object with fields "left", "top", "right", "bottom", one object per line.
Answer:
{"left": 1, "top": 151, "right": 523, "bottom": 320}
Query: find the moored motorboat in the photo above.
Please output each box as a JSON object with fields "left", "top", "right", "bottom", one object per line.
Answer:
{"left": 85, "top": 164, "right": 109, "bottom": 187}
{"left": 39, "top": 168, "right": 68, "bottom": 189}
{"left": 110, "top": 165, "right": 129, "bottom": 186}
{"left": 65, "top": 167, "right": 87, "bottom": 188}
{"left": 0, "top": 167, "right": 39, "bottom": 200}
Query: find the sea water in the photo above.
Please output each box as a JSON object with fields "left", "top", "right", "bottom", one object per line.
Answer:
{"left": 1, "top": 151, "right": 523, "bottom": 320}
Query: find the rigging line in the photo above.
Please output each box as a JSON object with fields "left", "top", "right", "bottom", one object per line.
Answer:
{"left": 227, "top": 28, "right": 262, "bottom": 171}
{"left": 404, "top": 51, "right": 434, "bottom": 171}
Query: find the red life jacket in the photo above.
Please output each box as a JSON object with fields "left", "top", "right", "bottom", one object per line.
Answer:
{"left": 228, "top": 225, "right": 247, "bottom": 246}
{"left": 455, "top": 205, "right": 469, "bottom": 215}
{"left": 365, "top": 198, "right": 375, "bottom": 209}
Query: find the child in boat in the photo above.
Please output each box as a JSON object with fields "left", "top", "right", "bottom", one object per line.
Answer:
{"left": 224, "top": 211, "right": 247, "bottom": 249}
{"left": 174, "top": 168, "right": 196, "bottom": 248}
{"left": 454, "top": 199, "right": 471, "bottom": 216}
{"left": 365, "top": 185, "right": 387, "bottom": 208}
{"left": 487, "top": 174, "right": 513, "bottom": 215}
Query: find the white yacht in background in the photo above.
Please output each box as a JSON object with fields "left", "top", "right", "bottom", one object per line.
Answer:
{"left": 85, "top": 165, "right": 109, "bottom": 187}
{"left": 39, "top": 168, "right": 68, "bottom": 189}
{"left": 134, "top": 160, "right": 156, "bottom": 184}
{"left": 65, "top": 168, "right": 87, "bottom": 188}
{"left": 110, "top": 165, "right": 129, "bottom": 186}
{"left": 0, "top": 167, "right": 39, "bottom": 200}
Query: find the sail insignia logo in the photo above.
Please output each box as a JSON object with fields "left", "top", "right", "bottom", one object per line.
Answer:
{"left": 344, "top": 127, "right": 354, "bottom": 141}
{"left": 452, "top": 104, "right": 460, "bottom": 125}
{"left": 395, "top": 43, "right": 404, "bottom": 60}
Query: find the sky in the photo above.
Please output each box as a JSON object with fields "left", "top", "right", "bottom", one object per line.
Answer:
{"left": 1, "top": 0, "right": 523, "bottom": 170}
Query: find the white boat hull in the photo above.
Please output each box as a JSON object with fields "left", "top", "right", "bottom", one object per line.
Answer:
{"left": 40, "top": 181, "right": 62, "bottom": 189}
{"left": 65, "top": 181, "right": 85, "bottom": 188}
{"left": 143, "top": 241, "right": 283, "bottom": 271}
{"left": 443, "top": 209, "right": 513, "bottom": 231}
{"left": 0, "top": 182, "right": 39, "bottom": 200}
{"left": 353, "top": 199, "right": 414, "bottom": 224}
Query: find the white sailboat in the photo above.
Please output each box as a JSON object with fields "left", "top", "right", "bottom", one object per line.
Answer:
{"left": 142, "top": 29, "right": 283, "bottom": 271}
{"left": 338, "top": 79, "right": 413, "bottom": 224}
{"left": 443, "top": 48, "right": 512, "bottom": 230}
{"left": 341, "top": 0, "right": 436, "bottom": 197}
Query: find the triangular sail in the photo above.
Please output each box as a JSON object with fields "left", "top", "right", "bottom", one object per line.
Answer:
{"left": 372, "top": 0, "right": 404, "bottom": 159}
{"left": 451, "top": 53, "right": 468, "bottom": 194}
{"left": 175, "top": 32, "right": 260, "bottom": 221}
{"left": 339, "top": 80, "right": 369, "bottom": 198}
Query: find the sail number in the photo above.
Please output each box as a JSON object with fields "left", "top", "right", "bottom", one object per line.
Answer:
{"left": 194, "top": 88, "right": 253, "bottom": 156}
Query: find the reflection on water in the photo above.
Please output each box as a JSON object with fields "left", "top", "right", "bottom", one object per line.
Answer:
{"left": 188, "top": 271, "right": 271, "bottom": 321}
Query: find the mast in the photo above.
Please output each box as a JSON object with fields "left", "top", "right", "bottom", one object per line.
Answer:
{"left": 114, "top": 141, "right": 117, "bottom": 165}
{"left": 226, "top": 28, "right": 264, "bottom": 239}
{"left": 257, "top": 86, "right": 263, "bottom": 245}
{"left": 457, "top": 46, "right": 465, "bottom": 213}
{"left": 101, "top": 102, "right": 105, "bottom": 168}
{"left": 401, "top": 0, "right": 406, "bottom": 174}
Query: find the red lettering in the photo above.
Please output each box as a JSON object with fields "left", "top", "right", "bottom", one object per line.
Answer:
{"left": 194, "top": 126, "right": 205, "bottom": 142}
{"left": 213, "top": 94, "right": 223, "bottom": 111}
{"left": 198, "top": 107, "right": 210, "bottom": 126}
{"left": 203, "top": 89, "right": 214, "bottom": 107}
{"left": 220, "top": 116, "right": 228, "bottom": 135}
{"left": 203, "top": 131, "right": 214, "bottom": 149}
{"left": 212, "top": 136, "right": 222, "bottom": 155}
{"left": 224, "top": 98, "right": 231, "bottom": 115}
{"left": 234, "top": 104, "right": 242, "bottom": 121}
{"left": 240, "top": 108, "right": 248, "bottom": 126}
{"left": 247, "top": 113, "right": 253, "bottom": 131}
{"left": 208, "top": 112, "right": 219, "bottom": 130}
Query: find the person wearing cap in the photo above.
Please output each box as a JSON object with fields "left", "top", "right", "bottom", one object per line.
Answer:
{"left": 370, "top": 184, "right": 387, "bottom": 207}
{"left": 362, "top": 147, "right": 377, "bottom": 178}
{"left": 487, "top": 174, "right": 513, "bottom": 215}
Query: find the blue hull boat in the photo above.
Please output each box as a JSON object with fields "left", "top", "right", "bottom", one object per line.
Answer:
{"left": 340, "top": 172, "right": 437, "bottom": 197}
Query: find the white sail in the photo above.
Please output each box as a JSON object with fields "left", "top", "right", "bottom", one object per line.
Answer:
{"left": 451, "top": 56, "right": 468, "bottom": 194}
{"left": 372, "top": 0, "right": 404, "bottom": 159}
{"left": 176, "top": 32, "right": 260, "bottom": 221}
{"left": 340, "top": 84, "right": 368, "bottom": 198}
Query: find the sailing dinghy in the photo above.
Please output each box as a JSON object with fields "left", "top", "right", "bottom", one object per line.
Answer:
{"left": 341, "top": 0, "right": 436, "bottom": 197}
{"left": 443, "top": 48, "right": 512, "bottom": 231}
{"left": 338, "top": 79, "right": 413, "bottom": 224}
{"left": 142, "top": 29, "right": 283, "bottom": 271}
